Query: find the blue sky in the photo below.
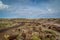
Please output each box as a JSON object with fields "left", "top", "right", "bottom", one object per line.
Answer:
{"left": 0, "top": 0, "right": 60, "bottom": 18}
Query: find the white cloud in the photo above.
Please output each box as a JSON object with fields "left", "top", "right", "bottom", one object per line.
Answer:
{"left": 7, "top": 5, "right": 58, "bottom": 17}
{"left": 13, "top": 7, "right": 55, "bottom": 15}
{"left": 48, "top": 8, "right": 52, "bottom": 12}
{"left": 0, "top": 1, "right": 9, "bottom": 10}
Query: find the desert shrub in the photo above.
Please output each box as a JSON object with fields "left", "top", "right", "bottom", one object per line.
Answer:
{"left": 31, "top": 34, "right": 41, "bottom": 40}
{"left": 49, "top": 37, "right": 56, "bottom": 40}
{"left": 45, "top": 38, "right": 50, "bottom": 40}
{"left": 44, "top": 30, "right": 56, "bottom": 40}
{"left": 4, "top": 34, "right": 10, "bottom": 40}
{"left": 4, "top": 34, "right": 18, "bottom": 40}
{"left": 44, "top": 30, "right": 56, "bottom": 36}
{"left": 16, "top": 34, "right": 23, "bottom": 40}
{"left": 45, "top": 34, "right": 56, "bottom": 40}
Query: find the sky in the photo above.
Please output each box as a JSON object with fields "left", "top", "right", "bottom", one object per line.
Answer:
{"left": 0, "top": 0, "right": 60, "bottom": 18}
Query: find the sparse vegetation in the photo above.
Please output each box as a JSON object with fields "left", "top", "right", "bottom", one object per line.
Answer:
{"left": 0, "top": 18, "right": 60, "bottom": 40}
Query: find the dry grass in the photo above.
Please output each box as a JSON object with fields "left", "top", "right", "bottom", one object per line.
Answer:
{"left": 0, "top": 18, "right": 60, "bottom": 40}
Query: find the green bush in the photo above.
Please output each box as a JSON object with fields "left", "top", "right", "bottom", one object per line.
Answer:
{"left": 31, "top": 35, "right": 41, "bottom": 40}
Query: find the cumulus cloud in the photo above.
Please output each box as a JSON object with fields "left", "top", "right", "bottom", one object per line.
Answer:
{"left": 0, "top": 1, "right": 9, "bottom": 10}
